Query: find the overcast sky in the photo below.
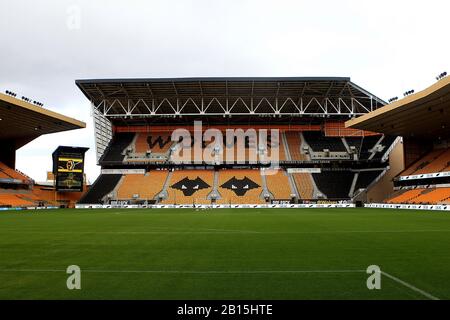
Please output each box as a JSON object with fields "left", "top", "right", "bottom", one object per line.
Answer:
{"left": 0, "top": 0, "right": 448, "bottom": 183}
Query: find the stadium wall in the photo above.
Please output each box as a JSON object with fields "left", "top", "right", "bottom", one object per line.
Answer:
{"left": 75, "top": 203, "right": 355, "bottom": 209}
{"left": 365, "top": 203, "right": 450, "bottom": 211}
{"left": 365, "top": 139, "right": 405, "bottom": 202}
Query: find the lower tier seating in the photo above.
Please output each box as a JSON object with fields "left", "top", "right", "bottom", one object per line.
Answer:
{"left": 265, "top": 170, "right": 292, "bottom": 199}
{"left": 217, "top": 169, "right": 264, "bottom": 204}
{"left": 387, "top": 188, "right": 450, "bottom": 205}
{"left": 0, "top": 193, "right": 35, "bottom": 207}
{"left": 292, "top": 173, "right": 314, "bottom": 199}
{"left": 163, "top": 170, "right": 214, "bottom": 204}
{"left": 117, "top": 171, "right": 168, "bottom": 200}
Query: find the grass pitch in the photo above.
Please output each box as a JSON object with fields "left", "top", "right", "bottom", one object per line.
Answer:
{"left": 0, "top": 208, "right": 449, "bottom": 300}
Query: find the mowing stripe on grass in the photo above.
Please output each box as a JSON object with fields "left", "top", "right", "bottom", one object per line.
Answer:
{"left": 381, "top": 271, "right": 439, "bottom": 300}
{"left": 1, "top": 229, "right": 450, "bottom": 234}
{"left": 0, "top": 269, "right": 365, "bottom": 274}
{"left": 0, "top": 268, "right": 439, "bottom": 299}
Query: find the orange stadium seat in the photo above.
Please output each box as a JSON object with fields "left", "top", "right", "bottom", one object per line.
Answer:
{"left": 217, "top": 169, "right": 264, "bottom": 204}
{"left": 292, "top": 173, "right": 314, "bottom": 199}
{"left": 386, "top": 189, "right": 426, "bottom": 204}
{"left": 285, "top": 132, "right": 306, "bottom": 160}
{"left": 0, "top": 194, "right": 35, "bottom": 207}
{"left": 401, "top": 149, "right": 446, "bottom": 176}
{"left": 408, "top": 188, "right": 450, "bottom": 204}
{"left": 134, "top": 133, "right": 174, "bottom": 154}
{"left": 117, "top": 171, "right": 168, "bottom": 200}
{"left": 163, "top": 170, "right": 214, "bottom": 204}
{"left": 414, "top": 149, "right": 450, "bottom": 174}
{"left": 0, "top": 162, "right": 31, "bottom": 182}
{"left": 265, "top": 169, "right": 292, "bottom": 199}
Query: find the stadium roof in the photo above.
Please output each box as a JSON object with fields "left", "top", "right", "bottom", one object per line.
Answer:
{"left": 0, "top": 93, "right": 86, "bottom": 149}
{"left": 345, "top": 77, "right": 450, "bottom": 139}
{"left": 76, "top": 77, "right": 386, "bottom": 118}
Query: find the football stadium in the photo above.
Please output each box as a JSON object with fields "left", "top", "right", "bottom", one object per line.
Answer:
{"left": 0, "top": 75, "right": 449, "bottom": 301}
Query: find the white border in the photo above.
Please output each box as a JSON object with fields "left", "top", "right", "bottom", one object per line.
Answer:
{"left": 75, "top": 203, "right": 355, "bottom": 209}
{"left": 365, "top": 203, "right": 450, "bottom": 211}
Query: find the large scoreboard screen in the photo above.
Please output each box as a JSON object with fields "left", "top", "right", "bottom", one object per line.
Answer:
{"left": 52, "top": 146, "right": 89, "bottom": 192}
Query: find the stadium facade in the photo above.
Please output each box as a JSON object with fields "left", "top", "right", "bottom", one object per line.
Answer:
{"left": 0, "top": 92, "right": 86, "bottom": 208}
{"left": 347, "top": 76, "right": 450, "bottom": 209}
{"left": 75, "top": 77, "right": 401, "bottom": 207}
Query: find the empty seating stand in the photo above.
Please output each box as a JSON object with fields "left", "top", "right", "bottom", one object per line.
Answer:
{"left": 387, "top": 188, "right": 450, "bottom": 205}
{"left": 303, "top": 131, "right": 346, "bottom": 152}
{"left": 354, "top": 170, "right": 383, "bottom": 191}
{"left": 0, "top": 162, "right": 31, "bottom": 182}
{"left": 312, "top": 171, "right": 353, "bottom": 199}
{"left": 135, "top": 133, "right": 173, "bottom": 154}
{"left": 285, "top": 132, "right": 306, "bottom": 160}
{"left": 78, "top": 174, "right": 122, "bottom": 204}
{"left": 265, "top": 170, "right": 292, "bottom": 199}
{"left": 117, "top": 171, "right": 168, "bottom": 201}
{"left": 292, "top": 173, "right": 314, "bottom": 199}
{"left": 0, "top": 194, "right": 35, "bottom": 207}
{"left": 401, "top": 149, "right": 449, "bottom": 176}
{"left": 217, "top": 169, "right": 264, "bottom": 204}
{"left": 101, "top": 133, "right": 135, "bottom": 162}
{"left": 346, "top": 136, "right": 380, "bottom": 160}
{"left": 414, "top": 149, "right": 450, "bottom": 174}
{"left": 163, "top": 170, "right": 214, "bottom": 204}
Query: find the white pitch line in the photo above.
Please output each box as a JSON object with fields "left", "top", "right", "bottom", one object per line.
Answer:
{"left": 381, "top": 271, "right": 439, "bottom": 300}
{"left": 0, "top": 268, "right": 440, "bottom": 299}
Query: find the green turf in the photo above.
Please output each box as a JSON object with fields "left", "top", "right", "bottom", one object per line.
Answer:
{"left": 0, "top": 208, "right": 449, "bottom": 300}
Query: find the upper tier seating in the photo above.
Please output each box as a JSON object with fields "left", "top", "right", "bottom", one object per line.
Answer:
{"left": 170, "top": 134, "right": 286, "bottom": 163}
{"left": 135, "top": 133, "right": 173, "bottom": 154}
{"left": 346, "top": 136, "right": 380, "bottom": 160}
{"left": 171, "top": 137, "right": 214, "bottom": 163}
{"left": 265, "top": 170, "right": 292, "bottom": 199}
{"left": 163, "top": 170, "right": 214, "bottom": 204}
{"left": 303, "top": 131, "right": 346, "bottom": 152}
{"left": 413, "top": 149, "right": 450, "bottom": 175}
{"left": 312, "top": 171, "right": 353, "bottom": 199}
{"left": 78, "top": 174, "right": 122, "bottom": 204}
{"left": 401, "top": 149, "right": 449, "bottom": 176}
{"left": 101, "top": 133, "right": 135, "bottom": 162}
{"left": 0, "top": 162, "right": 31, "bottom": 182}
{"left": 292, "top": 172, "right": 314, "bottom": 199}
{"left": 285, "top": 132, "right": 306, "bottom": 160}
{"left": 117, "top": 171, "right": 168, "bottom": 200}
{"left": 217, "top": 169, "right": 264, "bottom": 204}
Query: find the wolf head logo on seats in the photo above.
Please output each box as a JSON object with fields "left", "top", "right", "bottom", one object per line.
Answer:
{"left": 220, "top": 177, "right": 260, "bottom": 196}
{"left": 171, "top": 177, "right": 211, "bottom": 196}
